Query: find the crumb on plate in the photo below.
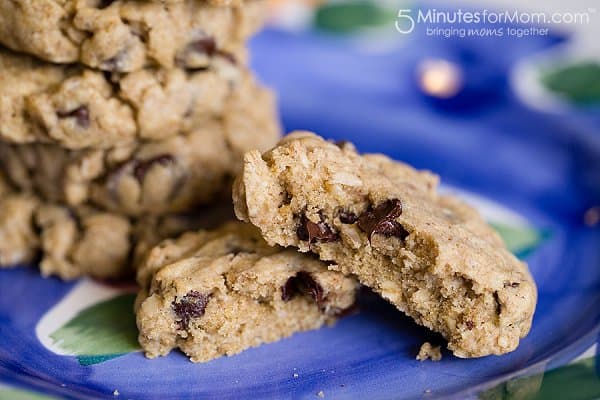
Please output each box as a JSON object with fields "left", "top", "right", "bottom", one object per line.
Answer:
{"left": 416, "top": 342, "right": 442, "bottom": 361}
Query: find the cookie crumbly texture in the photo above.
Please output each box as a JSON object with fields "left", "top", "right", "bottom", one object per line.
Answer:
{"left": 0, "top": 174, "right": 39, "bottom": 267}
{"left": 0, "top": 0, "right": 264, "bottom": 72}
{"left": 36, "top": 204, "right": 229, "bottom": 280}
{"left": 35, "top": 204, "right": 133, "bottom": 280}
{"left": 135, "top": 221, "right": 358, "bottom": 362}
{"left": 0, "top": 189, "right": 231, "bottom": 280}
{"left": 416, "top": 342, "right": 442, "bottom": 361}
{"left": 0, "top": 46, "right": 250, "bottom": 149}
{"left": 0, "top": 192, "right": 133, "bottom": 279}
{"left": 233, "top": 132, "right": 537, "bottom": 358}
{"left": 0, "top": 74, "right": 280, "bottom": 216}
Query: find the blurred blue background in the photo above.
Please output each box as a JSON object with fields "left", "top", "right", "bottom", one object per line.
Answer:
{"left": 250, "top": 0, "right": 600, "bottom": 225}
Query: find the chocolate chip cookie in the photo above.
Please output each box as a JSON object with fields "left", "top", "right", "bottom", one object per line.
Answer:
{"left": 233, "top": 132, "right": 537, "bottom": 358}
{"left": 0, "top": 174, "right": 40, "bottom": 267}
{"left": 36, "top": 203, "right": 232, "bottom": 280}
{"left": 0, "top": 185, "right": 234, "bottom": 280}
{"left": 0, "top": 74, "right": 280, "bottom": 216}
{"left": 0, "top": 0, "right": 264, "bottom": 72}
{"left": 35, "top": 203, "right": 134, "bottom": 280}
{"left": 136, "top": 221, "right": 358, "bottom": 362}
{"left": 0, "top": 180, "right": 133, "bottom": 279}
{"left": 0, "top": 46, "right": 249, "bottom": 149}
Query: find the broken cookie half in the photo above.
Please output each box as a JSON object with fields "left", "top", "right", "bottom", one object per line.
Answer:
{"left": 233, "top": 132, "right": 537, "bottom": 358}
{"left": 135, "top": 221, "right": 358, "bottom": 363}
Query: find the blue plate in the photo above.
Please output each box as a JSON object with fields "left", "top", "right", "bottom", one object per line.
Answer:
{"left": 1, "top": 26, "right": 599, "bottom": 399}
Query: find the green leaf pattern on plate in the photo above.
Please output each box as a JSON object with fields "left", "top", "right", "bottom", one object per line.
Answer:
{"left": 49, "top": 293, "right": 140, "bottom": 365}
{"left": 490, "top": 222, "right": 550, "bottom": 259}
{"left": 0, "top": 387, "right": 59, "bottom": 400}
{"left": 480, "top": 356, "right": 600, "bottom": 400}
{"left": 541, "top": 62, "right": 600, "bottom": 105}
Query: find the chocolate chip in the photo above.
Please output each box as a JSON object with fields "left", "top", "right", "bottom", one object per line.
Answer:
{"left": 338, "top": 210, "right": 358, "bottom": 224}
{"left": 101, "top": 56, "right": 120, "bottom": 71}
{"left": 56, "top": 106, "right": 89, "bottom": 128}
{"left": 281, "top": 190, "right": 292, "bottom": 206}
{"left": 189, "top": 37, "right": 217, "bottom": 57}
{"left": 281, "top": 277, "right": 296, "bottom": 302}
{"left": 296, "top": 214, "right": 310, "bottom": 241}
{"left": 297, "top": 212, "right": 338, "bottom": 243}
{"left": 493, "top": 291, "right": 502, "bottom": 315}
{"left": 357, "top": 199, "right": 408, "bottom": 241}
{"left": 133, "top": 154, "right": 175, "bottom": 182}
{"left": 306, "top": 220, "right": 338, "bottom": 242}
{"left": 371, "top": 220, "right": 409, "bottom": 239}
{"left": 281, "top": 271, "right": 324, "bottom": 309}
{"left": 180, "top": 36, "right": 227, "bottom": 71}
{"left": 98, "top": 0, "right": 115, "bottom": 9}
{"left": 334, "top": 140, "right": 350, "bottom": 149}
{"left": 465, "top": 320, "right": 474, "bottom": 330}
{"left": 281, "top": 276, "right": 298, "bottom": 301}
{"left": 229, "top": 246, "right": 254, "bottom": 256}
{"left": 506, "top": 282, "right": 520, "bottom": 288}
{"left": 214, "top": 50, "right": 237, "bottom": 65}
{"left": 299, "top": 272, "right": 324, "bottom": 306}
{"left": 180, "top": 35, "right": 237, "bottom": 71}
{"left": 172, "top": 291, "right": 210, "bottom": 330}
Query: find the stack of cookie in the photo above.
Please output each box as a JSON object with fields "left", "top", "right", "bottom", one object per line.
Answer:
{"left": 0, "top": 0, "right": 281, "bottom": 279}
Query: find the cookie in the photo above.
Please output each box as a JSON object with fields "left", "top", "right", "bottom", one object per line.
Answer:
{"left": 0, "top": 75, "right": 280, "bottom": 216}
{"left": 416, "top": 342, "right": 442, "bottom": 361}
{"left": 0, "top": 0, "right": 264, "bottom": 72}
{"left": 0, "top": 46, "right": 249, "bottom": 150}
{"left": 0, "top": 184, "right": 39, "bottom": 267}
{"left": 0, "top": 186, "right": 233, "bottom": 280}
{"left": 0, "top": 194, "right": 132, "bottom": 280}
{"left": 135, "top": 221, "right": 358, "bottom": 362}
{"left": 35, "top": 203, "right": 134, "bottom": 280}
{"left": 36, "top": 203, "right": 233, "bottom": 280}
{"left": 233, "top": 132, "right": 537, "bottom": 358}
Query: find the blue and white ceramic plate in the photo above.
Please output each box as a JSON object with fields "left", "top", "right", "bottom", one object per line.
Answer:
{"left": 1, "top": 13, "right": 600, "bottom": 400}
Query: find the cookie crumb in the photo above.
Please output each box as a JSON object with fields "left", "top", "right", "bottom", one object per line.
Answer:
{"left": 113, "top": 389, "right": 119, "bottom": 396}
{"left": 416, "top": 342, "right": 442, "bottom": 361}
{"left": 317, "top": 390, "right": 325, "bottom": 398}
{"left": 293, "top": 373, "right": 299, "bottom": 378}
